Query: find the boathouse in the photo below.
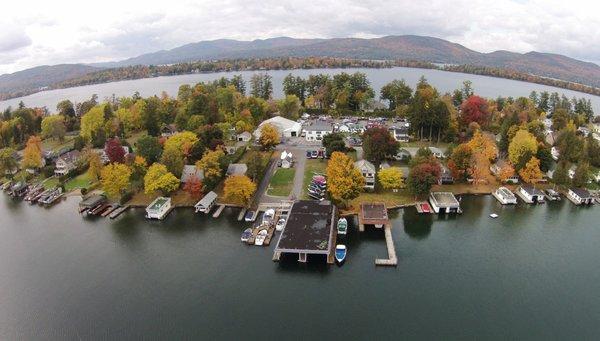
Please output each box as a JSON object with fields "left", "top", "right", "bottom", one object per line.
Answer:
{"left": 273, "top": 200, "right": 336, "bottom": 263}
{"left": 358, "top": 202, "right": 389, "bottom": 231}
{"left": 429, "top": 192, "right": 461, "bottom": 213}
{"left": 195, "top": 191, "right": 218, "bottom": 213}
{"left": 517, "top": 185, "right": 545, "bottom": 204}
{"left": 79, "top": 194, "right": 107, "bottom": 214}
{"left": 146, "top": 197, "right": 172, "bottom": 220}
{"left": 493, "top": 187, "right": 517, "bottom": 205}
{"left": 567, "top": 188, "right": 594, "bottom": 205}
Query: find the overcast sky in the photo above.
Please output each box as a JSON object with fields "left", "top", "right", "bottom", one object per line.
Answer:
{"left": 1, "top": 0, "right": 599, "bottom": 75}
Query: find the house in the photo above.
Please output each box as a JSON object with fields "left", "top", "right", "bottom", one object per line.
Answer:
{"left": 355, "top": 159, "right": 376, "bottom": 190}
{"left": 195, "top": 191, "right": 218, "bottom": 213}
{"left": 567, "top": 188, "right": 594, "bottom": 205}
{"left": 428, "top": 147, "right": 444, "bottom": 159}
{"left": 181, "top": 165, "right": 204, "bottom": 183}
{"left": 145, "top": 197, "right": 172, "bottom": 220}
{"left": 54, "top": 150, "right": 81, "bottom": 176}
{"left": 304, "top": 121, "right": 333, "bottom": 141}
{"left": 516, "top": 185, "right": 545, "bottom": 204}
{"left": 389, "top": 126, "right": 409, "bottom": 142}
{"left": 254, "top": 116, "right": 302, "bottom": 139}
{"left": 337, "top": 124, "right": 350, "bottom": 133}
{"left": 25, "top": 158, "right": 46, "bottom": 174}
{"left": 161, "top": 124, "right": 178, "bottom": 137}
{"left": 490, "top": 160, "right": 519, "bottom": 184}
{"left": 429, "top": 192, "right": 461, "bottom": 214}
{"left": 438, "top": 165, "right": 454, "bottom": 184}
{"left": 226, "top": 163, "right": 248, "bottom": 176}
{"left": 236, "top": 131, "right": 252, "bottom": 142}
{"left": 545, "top": 131, "right": 557, "bottom": 146}
{"left": 394, "top": 148, "right": 411, "bottom": 161}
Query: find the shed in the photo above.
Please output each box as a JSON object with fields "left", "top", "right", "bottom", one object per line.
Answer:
{"left": 195, "top": 191, "right": 218, "bottom": 213}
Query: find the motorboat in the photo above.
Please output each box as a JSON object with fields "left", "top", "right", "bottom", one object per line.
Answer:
{"left": 545, "top": 189, "right": 561, "bottom": 201}
{"left": 490, "top": 213, "right": 499, "bottom": 218}
{"left": 275, "top": 218, "right": 286, "bottom": 231}
{"left": 262, "top": 209, "right": 275, "bottom": 224}
{"left": 244, "top": 211, "right": 256, "bottom": 222}
{"left": 254, "top": 229, "right": 268, "bottom": 246}
{"left": 241, "top": 228, "right": 253, "bottom": 242}
{"left": 335, "top": 245, "right": 347, "bottom": 264}
{"left": 337, "top": 217, "right": 348, "bottom": 235}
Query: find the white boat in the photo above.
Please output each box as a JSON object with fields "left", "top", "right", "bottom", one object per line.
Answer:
{"left": 335, "top": 245, "right": 347, "bottom": 264}
{"left": 490, "top": 213, "right": 499, "bottom": 218}
{"left": 337, "top": 217, "right": 348, "bottom": 235}
{"left": 254, "top": 229, "right": 268, "bottom": 246}
{"left": 275, "top": 218, "right": 286, "bottom": 231}
{"left": 262, "top": 209, "right": 275, "bottom": 224}
{"left": 241, "top": 228, "right": 252, "bottom": 242}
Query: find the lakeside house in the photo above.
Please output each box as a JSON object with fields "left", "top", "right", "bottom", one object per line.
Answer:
{"left": 54, "top": 150, "right": 82, "bottom": 176}
{"left": 226, "top": 163, "right": 248, "bottom": 176}
{"left": 181, "top": 165, "right": 204, "bottom": 183}
{"left": 236, "top": 131, "right": 252, "bottom": 142}
{"left": 355, "top": 159, "right": 376, "bottom": 190}
{"left": 567, "top": 188, "right": 594, "bottom": 205}
{"left": 389, "top": 126, "right": 410, "bottom": 142}
{"left": 429, "top": 192, "right": 461, "bottom": 214}
{"left": 304, "top": 121, "right": 333, "bottom": 141}
{"left": 145, "top": 197, "right": 172, "bottom": 220}
{"left": 195, "top": 191, "right": 218, "bottom": 213}
{"left": 254, "top": 116, "right": 302, "bottom": 139}
{"left": 516, "top": 185, "right": 545, "bottom": 204}
{"left": 490, "top": 160, "right": 519, "bottom": 184}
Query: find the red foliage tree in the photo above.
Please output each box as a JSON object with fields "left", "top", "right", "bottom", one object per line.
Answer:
{"left": 362, "top": 126, "right": 399, "bottom": 165}
{"left": 105, "top": 137, "right": 126, "bottom": 164}
{"left": 407, "top": 158, "right": 441, "bottom": 197}
{"left": 460, "top": 95, "right": 490, "bottom": 127}
{"left": 183, "top": 175, "right": 203, "bottom": 199}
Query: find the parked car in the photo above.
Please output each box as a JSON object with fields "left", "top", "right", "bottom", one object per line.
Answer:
{"left": 306, "top": 150, "right": 312, "bottom": 158}
{"left": 311, "top": 150, "right": 318, "bottom": 158}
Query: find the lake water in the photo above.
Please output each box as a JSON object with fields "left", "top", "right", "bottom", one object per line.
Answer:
{"left": 2, "top": 67, "right": 600, "bottom": 113}
{"left": 1, "top": 194, "right": 599, "bottom": 339}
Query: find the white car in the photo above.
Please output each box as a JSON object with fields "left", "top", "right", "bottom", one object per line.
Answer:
{"left": 276, "top": 218, "right": 286, "bottom": 231}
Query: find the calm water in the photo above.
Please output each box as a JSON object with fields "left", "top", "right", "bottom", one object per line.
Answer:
{"left": 2, "top": 67, "right": 600, "bottom": 113}
{"left": 1, "top": 194, "right": 600, "bottom": 339}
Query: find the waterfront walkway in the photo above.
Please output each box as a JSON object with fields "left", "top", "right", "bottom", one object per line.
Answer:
{"left": 375, "top": 225, "right": 398, "bottom": 266}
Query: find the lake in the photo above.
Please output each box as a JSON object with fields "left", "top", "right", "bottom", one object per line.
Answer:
{"left": 2, "top": 67, "right": 600, "bottom": 113}
{"left": 1, "top": 194, "right": 599, "bottom": 339}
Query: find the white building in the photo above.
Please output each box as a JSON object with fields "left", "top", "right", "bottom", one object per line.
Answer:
{"left": 54, "top": 150, "right": 81, "bottom": 176}
{"left": 493, "top": 187, "right": 517, "bottom": 205}
{"left": 567, "top": 188, "right": 594, "bottom": 205}
{"left": 389, "top": 126, "right": 409, "bottom": 142}
{"left": 195, "top": 191, "right": 218, "bottom": 213}
{"left": 146, "top": 197, "right": 172, "bottom": 220}
{"left": 429, "top": 192, "right": 461, "bottom": 214}
{"left": 355, "top": 159, "right": 376, "bottom": 190}
{"left": 304, "top": 122, "right": 333, "bottom": 141}
{"left": 516, "top": 185, "right": 545, "bottom": 204}
{"left": 254, "top": 116, "right": 302, "bottom": 139}
{"left": 236, "top": 131, "right": 252, "bottom": 142}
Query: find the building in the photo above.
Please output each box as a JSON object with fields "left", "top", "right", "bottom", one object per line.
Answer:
{"left": 438, "top": 164, "right": 454, "bottom": 184}
{"left": 337, "top": 124, "right": 350, "bottom": 133}
{"left": 273, "top": 200, "right": 336, "bottom": 263}
{"left": 161, "top": 124, "right": 178, "bottom": 137}
{"left": 304, "top": 121, "right": 333, "bottom": 141}
{"left": 181, "top": 165, "right": 204, "bottom": 183}
{"left": 567, "top": 188, "right": 594, "bottom": 205}
{"left": 551, "top": 146, "right": 560, "bottom": 161}
{"left": 358, "top": 202, "right": 389, "bottom": 230}
{"left": 516, "top": 185, "right": 545, "bottom": 204}
{"left": 195, "top": 191, "right": 218, "bottom": 213}
{"left": 254, "top": 116, "right": 302, "bottom": 139}
{"left": 394, "top": 148, "right": 411, "bottom": 161}
{"left": 490, "top": 160, "right": 519, "bottom": 184}
{"left": 428, "top": 147, "right": 444, "bottom": 159}
{"left": 146, "top": 197, "right": 172, "bottom": 220}
{"left": 354, "top": 159, "right": 376, "bottom": 190}
{"left": 389, "top": 126, "right": 409, "bottom": 142}
{"left": 236, "top": 131, "right": 252, "bottom": 142}
{"left": 226, "top": 163, "right": 248, "bottom": 176}
{"left": 54, "top": 150, "right": 81, "bottom": 176}
{"left": 429, "top": 192, "right": 461, "bottom": 214}
{"left": 493, "top": 187, "right": 517, "bottom": 205}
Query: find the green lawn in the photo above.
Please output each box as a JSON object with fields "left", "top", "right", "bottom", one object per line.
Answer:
{"left": 267, "top": 168, "right": 295, "bottom": 197}
{"left": 41, "top": 136, "right": 75, "bottom": 153}
{"left": 65, "top": 173, "right": 93, "bottom": 192}
{"left": 42, "top": 177, "right": 59, "bottom": 190}
{"left": 301, "top": 159, "right": 328, "bottom": 199}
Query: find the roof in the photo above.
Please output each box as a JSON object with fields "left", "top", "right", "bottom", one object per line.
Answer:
{"left": 181, "top": 165, "right": 204, "bottom": 183}
{"left": 255, "top": 116, "right": 302, "bottom": 136}
{"left": 520, "top": 185, "right": 544, "bottom": 196}
{"left": 226, "top": 163, "right": 248, "bottom": 176}
{"left": 570, "top": 187, "right": 592, "bottom": 198}
{"left": 359, "top": 203, "right": 389, "bottom": 226}
{"left": 238, "top": 131, "right": 252, "bottom": 138}
{"left": 305, "top": 121, "right": 333, "bottom": 132}
{"left": 355, "top": 159, "right": 375, "bottom": 172}
{"left": 275, "top": 200, "right": 334, "bottom": 253}
{"left": 430, "top": 192, "right": 460, "bottom": 207}
{"left": 195, "top": 191, "right": 218, "bottom": 207}
{"left": 390, "top": 126, "right": 409, "bottom": 134}
{"left": 429, "top": 147, "right": 443, "bottom": 155}
{"left": 79, "top": 194, "right": 106, "bottom": 208}
{"left": 57, "top": 150, "right": 81, "bottom": 164}
{"left": 147, "top": 197, "right": 170, "bottom": 211}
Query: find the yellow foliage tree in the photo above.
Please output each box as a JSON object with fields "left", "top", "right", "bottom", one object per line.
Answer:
{"left": 498, "top": 162, "right": 516, "bottom": 183}
{"left": 508, "top": 129, "right": 538, "bottom": 168}
{"left": 326, "top": 152, "right": 365, "bottom": 207}
{"left": 87, "top": 150, "right": 103, "bottom": 182}
{"left": 80, "top": 106, "right": 106, "bottom": 142}
{"left": 41, "top": 115, "right": 66, "bottom": 141}
{"left": 144, "top": 163, "right": 180, "bottom": 194}
{"left": 258, "top": 123, "right": 280, "bottom": 149}
{"left": 196, "top": 149, "right": 224, "bottom": 185}
{"left": 466, "top": 130, "right": 497, "bottom": 161}
{"left": 115, "top": 107, "right": 142, "bottom": 133}
{"left": 164, "top": 131, "right": 198, "bottom": 157}
{"left": 223, "top": 175, "right": 256, "bottom": 206}
{"left": 100, "top": 163, "right": 131, "bottom": 198}
{"left": 519, "top": 157, "right": 543, "bottom": 184}
{"left": 378, "top": 167, "right": 404, "bottom": 191}
{"left": 21, "top": 135, "right": 43, "bottom": 169}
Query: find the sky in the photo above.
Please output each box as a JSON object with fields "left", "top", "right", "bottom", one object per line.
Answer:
{"left": 1, "top": 0, "right": 600, "bottom": 75}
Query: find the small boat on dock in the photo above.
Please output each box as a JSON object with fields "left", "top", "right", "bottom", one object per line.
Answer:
{"left": 254, "top": 229, "right": 268, "bottom": 246}
{"left": 337, "top": 217, "right": 347, "bottom": 235}
{"left": 335, "top": 245, "right": 347, "bottom": 264}
{"left": 38, "top": 188, "right": 63, "bottom": 206}
{"left": 545, "top": 189, "right": 561, "bottom": 201}
{"left": 241, "top": 228, "right": 252, "bottom": 242}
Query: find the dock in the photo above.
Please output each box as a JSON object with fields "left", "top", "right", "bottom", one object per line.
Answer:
{"left": 247, "top": 222, "right": 276, "bottom": 246}
{"left": 101, "top": 205, "right": 118, "bottom": 217}
{"left": 212, "top": 204, "right": 226, "bottom": 218}
{"left": 415, "top": 201, "right": 432, "bottom": 214}
{"left": 375, "top": 225, "right": 398, "bottom": 266}
{"left": 237, "top": 207, "right": 247, "bottom": 221}
{"left": 109, "top": 205, "right": 129, "bottom": 219}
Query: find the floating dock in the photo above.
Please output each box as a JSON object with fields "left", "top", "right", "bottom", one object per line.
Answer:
{"left": 375, "top": 225, "right": 398, "bottom": 266}
{"left": 237, "top": 208, "right": 247, "bottom": 221}
{"left": 101, "top": 205, "right": 118, "bottom": 217}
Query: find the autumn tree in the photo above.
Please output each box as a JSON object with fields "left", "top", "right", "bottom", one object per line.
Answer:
{"left": 380, "top": 79, "right": 412, "bottom": 110}
{"left": 555, "top": 124, "right": 584, "bottom": 163}
{"left": 183, "top": 175, "right": 203, "bottom": 199}
{"left": 407, "top": 158, "right": 441, "bottom": 197}
{"left": 196, "top": 149, "right": 225, "bottom": 188}
{"left": 447, "top": 144, "right": 472, "bottom": 181}
{"left": 41, "top": 115, "right": 66, "bottom": 141}
{"left": 87, "top": 150, "right": 103, "bottom": 182}
{"left": 100, "top": 163, "right": 131, "bottom": 198}
{"left": 258, "top": 123, "right": 280, "bottom": 150}
{"left": 322, "top": 133, "right": 347, "bottom": 155}
{"left": 163, "top": 131, "right": 198, "bottom": 157}
{"left": 571, "top": 162, "right": 590, "bottom": 188}
{"left": 326, "top": 152, "right": 364, "bottom": 207}
{"left": 0, "top": 147, "right": 17, "bottom": 175}
{"left": 245, "top": 150, "right": 266, "bottom": 182}
{"left": 160, "top": 147, "right": 185, "bottom": 178}
{"left": 223, "top": 175, "right": 256, "bottom": 206}
{"left": 518, "top": 157, "right": 543, "bottom": 184}
{"left": 80, "top": 105, "right": 106, "bottom": 142}
{"left": 362, "top": 127, "right": 399, "bottom": 165}
{"left": 21, "top": 135, "right": 43, "bottom": 170}
{"left": 552, "top": 162, "right": 569, "bottom": 187}
{"left": 130, "top": 155, "right": 148, "bottom": 182}
{"left": 136, "top": 135, "right": 163, "bottom": 164}
{"left": 378, "top": 167, "right": 404, "bottom": 191}
{"left": 497, "top": 162, "right": 516, "bottom": 183}
{"left": 105, "top": 137, "right": 125, "bottom": 163}
{"left": 277, "top": 95, "right": 301, "bottom": 120}
{"left": 144, "top": 163, "right": 180, "bottom": 194}
{"left": 460, "top": 95, "right": 490, "bottom": 127}
{"left": 508, "top": 129, "right": 538, "bottom": 170}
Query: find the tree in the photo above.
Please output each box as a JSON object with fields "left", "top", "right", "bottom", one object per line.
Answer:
{"left": 87, "top": 151, "right": 103, "bottom": 182}
{"left": 551, "top": 108, "right": 569, "bottom": 131}
{"left": 160, "top": 147, "right": 185, "bottom": 178}
{"left": 326, "top": 152, "right": 364, "bottom": 207}
{"left": 322, "top": 133, "right": 347, "bottom": 155}
{"left": 115, "top": 107, "right": 142, "bottom": 134}
{"left": 464, "top": 130, "right": 497, "bottom": 183}
{"left": 196, "top": 149, "right": 225, "bottom": 188}
{"left": 362, "top": 127, "right": 399, "bottom": 165}
{"left": 21, "top": 135, "right": 43, "bottom": 170}
{"left": 163, "top": 131, "right": 198, "bottom": 157}
{"left": 100, "top": 163, "right": 131, "bottom": 198}
{"left": 246, "top": 150, "right": 266, "bottom": 182}
{"left": 104, "top": 137, "right": 125, "bottom": 163}
{"left": 223, "top": 175, "right": 256, "bottom": 206}
{"left": 258, "top": 123, "right": 280, "bottom": 150}
{"left": 555, "top": 124, "right": 583, "bottom": 163}
{"left": 250, "top": 73, "right": 273, "bottom": 99}
{"left": 41, "top": 115, "right": 66, "bottom": 141}
{"left": 183, "top": 175, "right": 203, "bottom": 199}
{"left": 447, "top": 143, "right": 473, "bottom": 181}
{"left": 407, "top": 159, "right": 441, "bottom": 197}
{"left": 0, "top": 147, "right": 17, "bottom": 175}
{"left": 283, "top": 74, "right": 306, "bottom": 104}
{"left": 585, "top": 134, "right": 600, "bottom": 168}
{"left": 56, "top": 100, "right": 75, "bottom": 118}
{"left": 277, "top": 95, "right": 301, "bottom": 120}
{"left": 518, "top": 157, "right": 543, "bottom": 184}
{"left": 508, "top": 129, "right": 538, "bottom": 170}
{"left": 552, "top": 162, "right": 569, "bottom": 186}
{"left": 497, "top": 162, "right": 516, "bottom": 183}
{"left": 380, "top": 79, "right": 412, "bottom": 110}
{"left": 460, "top": 95, "right": 490, "bottom": 127}
{"left": 131, "top": 155, "right": 148, "bottom": 182}
{"left": 144, "top": 163, "right": 180, "bottom": 194}
{"left": 572, "top": 162, "right": 590, "bottom": 188}
{"left": 135, "top": 135, "right": 162, "bottom": 164}
{"left": 80, "top": 106, "right": 105, "bottom": 142}
{"left": 378, "top": 167, "right": 404, "bottom": 191}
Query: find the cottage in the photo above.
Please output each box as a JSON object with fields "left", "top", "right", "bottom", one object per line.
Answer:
{"left": 254, "top": 116, "right": 302, "bottom": 139}
{"left": 429, "top": 192, "right": 461, "bottom": 214}
{"left": 438, "top": 164, "right": 454, "bottom": 184}
{"left": 195, "top": 191, "right": 218, "bottom": 213}
{"left": 146, "top": 197, "right": 172, "bottom": 220}
{"left": 181, "top": 165, "right": 204, "bottom": 183}
{"left": 389, "top": 126, "right": 409, "bottom": 142}
{"left": 54, "top": 150, "right": 81, "bottom": 176}
{"left": 355, "top": 159, "right": 376, "bottom": 190}
{"left": 236, "top": 131, "right": 252, "bottom": 142}
{"left": 516, "top": 185, "right": 545, "bottom": 204}
{"left": 490, "top": 160, "right": 519, "bottom": 184}
{"left": 161, "top": 124, "right": 178, "bottom": 137}
{"left": 226, "top": 163, "right": 248, "bottom": 176}
{"left": 493, "top": 187, "right": 517, "bottom": 205}
{"left": 304, "top": 121, "right": 333, "bottom": 141}
{"left": 567, "top": 188, "right": 594, "bottom": 205}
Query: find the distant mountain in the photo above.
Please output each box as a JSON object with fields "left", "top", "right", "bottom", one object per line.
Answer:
{"left": 0, "top": 64, "right": 99, "bottom": 101}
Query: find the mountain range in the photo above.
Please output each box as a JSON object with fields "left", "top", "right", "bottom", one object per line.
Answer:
{"left": 2, "top": 35, "right": 600, "bottom": 101}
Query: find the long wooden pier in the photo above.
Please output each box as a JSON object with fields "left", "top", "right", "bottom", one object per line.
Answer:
{"left": 375, "top": 225, "right": 398, "bottom": 266}
{"left": 212, "top": 204, "right": 226, "bottom": 218}
{"left": 109, "top": 205, "right": 129, "bottom": 219}
{"left": 237, "top": 208, "right": 247, "bottom": 221}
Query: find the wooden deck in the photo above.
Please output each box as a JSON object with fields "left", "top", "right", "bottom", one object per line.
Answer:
{"left": 109, "top": 205, "right": 129, "bottom": 219}
{"left": 237, "top": 208, "right": 247, "bottom": 221}
{"left": 375, "top": 224, "right": 398, "bottom": 266}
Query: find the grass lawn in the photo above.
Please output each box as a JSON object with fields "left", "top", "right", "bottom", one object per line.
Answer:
{"left": 41, "top": 136, "right": 75, "bottom": 153}
{"left": 267, "top": 168, "right": 295, "bottom": 197}
{"left": 127, "top": 189, "right": 199, "bottom": 207}
{"left": 65, "top": 173, "right": 94, "bottom": 192}
{"left": 343, "top": 190, "right": 415, "bottom": 215}
{"left": 403, "top": 141, "right": 450, "bottom": 149}
{"left": 301, "top": 159, "right": 328, "bottom": 199}
{"left": 42, "top": 177, "right": 59, "bottom": 190}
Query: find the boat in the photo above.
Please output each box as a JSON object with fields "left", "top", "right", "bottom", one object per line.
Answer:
{"left": 262, "top": 209, "right": 275, "bottom": 224}
{"left": 337, "top": 217, "right": 348, "bottom": 235}
{"left": 244, "top": 211, "right": 256, "bottom": 222}
{"left": 275, "top": 218, "right": 286, "bottom": 231}
{"left": 241, "top": 228, "right": 253, "bottom": 242}
{"left": 254, "top": 229, "right": 268, "bottom": 246}
{"left": 490, "top": 213, "right": 499, "bottom": 218}
{"left": 420, "top": 203, "right": 431, "bottom": 213}
{"left": 335, "top": 245, "right": 347, "bottom": 264}
{"left": 545, "top": 189, "right": 561, "bottom": 201}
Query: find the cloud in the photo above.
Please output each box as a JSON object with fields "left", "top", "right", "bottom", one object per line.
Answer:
{"left": 0, "top": 0, "right": 599, "bottom": 74}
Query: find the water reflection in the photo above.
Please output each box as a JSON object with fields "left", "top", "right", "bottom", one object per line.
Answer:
{"left": 402, "top": 207, "right": 432, "bottom": 239}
